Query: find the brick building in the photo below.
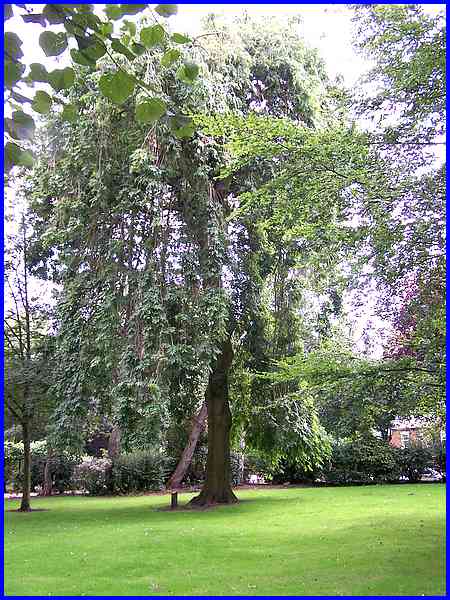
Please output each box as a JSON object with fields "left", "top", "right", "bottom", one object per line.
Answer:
{"left": 389, "top": 417, "right": 426, "bottom": 448}
{"left": 389, "top": 416, "right": 446, "bottom": 448}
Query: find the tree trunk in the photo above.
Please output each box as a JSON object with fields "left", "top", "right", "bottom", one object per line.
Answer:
{"left": 167, "top": 400, "right": 207, "bottom": 489}
{"left": 19, "top": 422, "right": 32, "bottom": 512}
{"left": 42, "top": 454, "right": 53, "bottom": 496}
{"left": 108, "top": 426, "right": 121, "bottom": 459}
{"left": 189, "top": 338, "right": 238, "bottom": 506}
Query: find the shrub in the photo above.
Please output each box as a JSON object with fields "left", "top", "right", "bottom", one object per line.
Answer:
{"left": 243, "top": 452, "right": 273, "bottom": 482}
{"left": 72, "top": 456, "right": 113, "bottom": 495}
{"left": 269, "top": 455, "right": 324, "bottom": 484}
{"left": 324, "top": 436, "right": 400, "bottom": 485}
{"left": 111, "top": 451, "right": 172, "bottom": 494}
{"left": 4, "top": 440, "right": 75, "bottom": 493}
{"left": 395, "top": 443, "right": 433, "bottom": 482}
{"left": 4, "top": 441, "right": 24, "bottom": 492}
{"left": 31, "top": 454, "right": 78, "bottom": 494}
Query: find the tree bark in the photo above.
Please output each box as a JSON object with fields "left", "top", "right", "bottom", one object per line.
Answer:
{"left": 167, "top": 400, "right": 207, "bottom": 489}
{"left": 108, "top": 426, "right": 121, "bottom": 459}
{"left": 42, "top": 454, "right": 53, "bottom": 496}
{"left": 19, "top": 422, "right": 32, "bottom": 512}
{"left": 189, "top": 338, "right": 238, "bottom": 506}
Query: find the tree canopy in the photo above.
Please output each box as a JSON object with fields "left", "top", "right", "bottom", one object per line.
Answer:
{"left": 5, "top": 6, "right": 445, "bottom": 507}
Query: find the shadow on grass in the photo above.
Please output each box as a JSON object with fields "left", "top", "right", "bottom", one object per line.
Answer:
{"left": 4, "top": 491, "right": 312, "bottom": 530}
{"left": 5, "top": 483, "right": 444, "bottom": 529}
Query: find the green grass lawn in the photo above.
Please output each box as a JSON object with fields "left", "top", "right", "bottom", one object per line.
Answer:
{"left": 4, "top": 484, "right": 445, "bottom": 596}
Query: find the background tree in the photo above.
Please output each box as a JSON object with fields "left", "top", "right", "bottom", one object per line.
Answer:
{"left": 4, "top": 212, "right": 54, "bottom": 510}
{"left": 26, "top": 14, "right": 359, "bottom": 505}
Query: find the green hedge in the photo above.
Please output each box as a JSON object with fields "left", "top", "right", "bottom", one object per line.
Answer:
{"left": 111, "top": 451, "right": 173, "bottom": 494}
{"left": 4, "top": 440, "right": 78, "bottom": 494}
{"left": 324, "top": 436, "right": 400, "bottom": 484}
{"left": 323, "top": 436, "right": 434, "bottom": 485}
{"left": 71, "top": 452, "right": 173, "bottom": 495}
{"left": 396, "top": 444, "right": 433, "bottom": 482}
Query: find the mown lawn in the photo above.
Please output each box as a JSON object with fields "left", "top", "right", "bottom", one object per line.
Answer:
{"left": 4, "top": 484, "right": 445, "bottom": 596}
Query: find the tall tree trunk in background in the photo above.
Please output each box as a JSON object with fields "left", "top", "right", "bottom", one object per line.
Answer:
{"left": 19, "top": 422, "right": 32, "bottom": 512}
{"left": 167, "top": 400, "right": 207, "bottom": 489}
{"left": 108, "top": 426, "right": 121, "bottom": 459}
{"left": 42, "top": 453, "right": 53, "bottom": 496}
{"left": 190, "top": 337, "right": 238, "bottom": 506}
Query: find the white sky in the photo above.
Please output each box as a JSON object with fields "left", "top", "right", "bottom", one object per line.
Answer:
{"left": 5, "top": 4, "right": 445, "bottom": 357}
{"left": 8, "top": 4, "right": 443, "bottom": 87}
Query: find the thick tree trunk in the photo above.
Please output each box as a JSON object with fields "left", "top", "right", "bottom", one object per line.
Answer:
{"left": 42, "top": 454, "right": 53, "bottom": 496}
{"left": 189, "top": 338, "right": 238, "bottom": 506}
{"left": 108, "top": 426, "right": 121, "bottom": 459}
{"left": 19, "top": 422, "right": 32, "bottom": 512}
{"left": 167, "top": 400, "right": 207, "bottom": 489}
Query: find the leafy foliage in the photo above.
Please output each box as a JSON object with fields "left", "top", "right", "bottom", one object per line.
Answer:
{"left": 4, "top": 3, "right": 202, "bottom": 173}
{"left": 396, "top": 442, "right": 433, "bottom": 483}
{"left": 111, "top": 451, "right": 173, "bottom": 493}
{"left": 323, "top": 436, "right": 400, "bottom": 485}
{"left": 352, "top": 4, "right": 445, "bottom": 142}
{"left": 71, "top": 456, "right": 113, "bottom": 496}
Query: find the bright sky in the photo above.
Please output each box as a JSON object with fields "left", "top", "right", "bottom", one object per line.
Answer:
{"left": 5, "top": 4, "right": 445, "bottom": 357}
{"left": 8, "top": 4, "right": 443, "bottom": 87}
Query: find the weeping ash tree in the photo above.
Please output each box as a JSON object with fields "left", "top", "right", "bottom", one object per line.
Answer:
{"left": 29, "top": 15, "right": 355, "bottom": 505}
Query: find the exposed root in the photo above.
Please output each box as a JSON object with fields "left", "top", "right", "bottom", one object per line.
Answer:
{"left": 188, "top": 487, "right": 239, "bottom": 507}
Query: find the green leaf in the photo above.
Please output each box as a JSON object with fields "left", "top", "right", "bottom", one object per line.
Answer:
{"left": 48, "top": 67, "right": 75, "bottom": 91}
{"left": 83, "top": 40, "right": 107, "bottom": 61}
{"left": 4, "top": 60, "right": 25, "bottom": 88}
{"left": 161, "top": 48, "right": 181, "bottom": 67}
{"left": 32, "top": 90, "right": 52, "bottom": 114}
{"left": 176, "top": 62, "right": 199, "bottom": 84}
{"left": 42, "top": 4, "right": 66, "bottom": 24}
{"left": 131, "top": 43, "right": 146, "bottom": 56}
{"left": 140, "top": 25, "right": 165, "bottom": 48}
{"left": 184, "top": 63, "right": 199, "bottom": 80}
{"left": 111, "top": 39, "right": 136, "bottom": 61}
{"left": 64, "top": 20, "right": 85, "bottom": 37}
{"left": 135, "top": 98, "right": 167, "bottom": 123}
{"left": 170, "top": 115, "right": 195, "bottom": 138}
{"left": 75, "top": 34, "right": 95, "bottom": 50}
{"left": 104, "top": 5, "right": 123, "bottom": 20}
{"left": 61, "top": 104, "right": 78, "bottom": 122}
{"left": 84, "top": 12, "right": 102, "bottom": 31}
{"left": 98, "top": 22, "right": 114, "bottom": 38}
{"left": 120, "top": 4, "right": 147, "bottom": 16}
{"left": 74, "top": 4, "right": 95, "bottom": 13}
{"left": 70, "top": 48, "right": 96, "bottom": 67}
{"left": 5, "top": 32, "right": 23, "bottom": 60}
{"left": 29, "top": 63, "right": 49, "bottom": 83}
{"left": 8, "top": 111, "right": 36, "bottom": 141}
{"left": 4, "top": 142, "right": 34, "bottom": 172}
{"left": 4, "top": 4, "right": 13, "bottom": 21}
{"left": 155, "top": 4, "right": 178, "bottom": 17}
{"left": 171, "top": 32, "right": 190, "bottom": 44}
{"left": 121, "top": 20, "right": 136, "bottom": 36}
{"left": 39, "top": 31, "right": 68, "bottom": 57}
{"left": 99, "top": 71, "right": 135, "bottom": 105}
{"left": 173, "top": 122, "right": 196, "bottom": 138}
